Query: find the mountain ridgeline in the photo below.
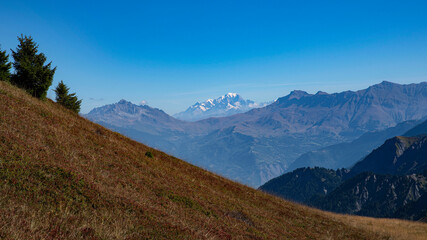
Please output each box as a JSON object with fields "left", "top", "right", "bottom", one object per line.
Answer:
{"left": 260, "top": 120, "right": 427, "bottom": 221}
{"left": 287, "top": 119, "right": 423, "bottom": 172}
{"left": 259, "top": 167, "right": 350, "bottom": 203}
{"left": 86, "top": 81, "right": 427, "bottom": 187}
{"left": 350, "top": 136, "right": 427, "bottom": 176}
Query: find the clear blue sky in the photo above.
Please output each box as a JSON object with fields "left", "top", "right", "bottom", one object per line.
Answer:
{"left": 1, "top": 1, "right": 427, "bottom": 114}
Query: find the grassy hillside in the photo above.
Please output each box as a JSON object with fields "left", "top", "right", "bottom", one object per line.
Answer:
{"left": 0, "top": 81, "right": 426, "bottom": 239}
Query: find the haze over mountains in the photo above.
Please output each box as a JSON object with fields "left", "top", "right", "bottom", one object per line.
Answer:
{"left": 173, "top": 93, "right": 268, "bottom": 121}
{"left": 312, "top": 134, "right": 427, "bottom": 221}
{"left": 287, "top": 119, "right": 423, "bottom": 172}
{"left": 86, "top": 81, "right": 427, "bottom": 187}
{"left": 260, "top": 120, "right": 427, "bottom": 221}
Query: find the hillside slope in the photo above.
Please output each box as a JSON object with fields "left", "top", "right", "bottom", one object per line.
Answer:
{"left": 350, "top": 136, "right": 427, "bottom": 176}
{"left": 404, "top": 119, "right": 427, "bottom": 137}
{"left": 1, "top": 82, "right": 416, "bottom": 239}
{"left": 287, "top": 119, "right": 421, "bottom": 172}
{"left": 259, "top": 167, "right": 349, "bottom": 203}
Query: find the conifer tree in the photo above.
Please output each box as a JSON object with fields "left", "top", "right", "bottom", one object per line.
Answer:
{"left": 0, "top": 46, "right": 12, "bottom": 82}
{"left": 11, "top": 35, "right": 56, "bottom": 99}
{"left": 54, "top": 81, "right": 82, "bottom": 113}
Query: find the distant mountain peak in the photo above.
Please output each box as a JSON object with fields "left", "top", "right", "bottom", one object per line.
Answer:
{"left": 380, "top": 80, "right": 395, "bottom": 85}
{"left": 369, "top": 81, "right": 399, "bottom": 89}
{"left": 85, "top": 99, "right": 180, "bottom": 133}
{"left": 174, "top": 93, "right": 267, "bottom": 121}
{"left": 315, "top": 91, "right": 328, "bottom": 95}
{"left": 287, "top": 90, "right": 310, "bottom": 100}
{"left": 118, "top": 99, "right": 131, "bottom": 104}
{"left": 225, "top": 92, "right": 238, "bottom": 98}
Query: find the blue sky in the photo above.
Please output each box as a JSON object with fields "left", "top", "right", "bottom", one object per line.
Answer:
{"left": 1, "top": 1, "right": 427, "bottom": 114}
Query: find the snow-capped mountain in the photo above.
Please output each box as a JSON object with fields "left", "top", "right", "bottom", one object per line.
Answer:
{"left": 174, "top": 93, "right": 265, "bottom": 121}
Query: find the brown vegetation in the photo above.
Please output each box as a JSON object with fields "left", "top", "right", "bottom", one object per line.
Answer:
{"left": 325, "top": 211, "right": 427, "bottom": 240}
{"left": 0, "top": 81, "right": 425, "bottom": 239}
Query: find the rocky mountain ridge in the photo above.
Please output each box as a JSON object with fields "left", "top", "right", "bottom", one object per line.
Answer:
{"left": 311, "top": 172, "right": 427, "bottom": 219}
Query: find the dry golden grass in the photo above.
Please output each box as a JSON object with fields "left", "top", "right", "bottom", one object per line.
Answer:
{"left": 0, "top": 80, "right": 426, "bottom": 239}
{"left": 325, "top": 211, "right": 427, "bottom": 240}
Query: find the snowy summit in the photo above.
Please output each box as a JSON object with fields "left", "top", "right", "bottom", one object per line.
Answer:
{"left": 173, "top": 93, "right": 265, "bottom": 121}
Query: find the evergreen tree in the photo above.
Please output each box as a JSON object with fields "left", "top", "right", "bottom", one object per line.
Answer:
{"left": 54, "top": 81, "right": 82, "bottom": 113}
{"left": 0, "top": 46, "right": 12, "bottom": 82}
{"left": 11, "top": 35, "right": 56, "bottom": 99}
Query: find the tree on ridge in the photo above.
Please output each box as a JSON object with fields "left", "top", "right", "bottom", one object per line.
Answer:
{"left": 54, "top": 80, "right": 82, "bottom": 113}
{"left": 11, "top": 34, "right": 56, "bottom": 99}
{"left": 0, "top": 46, "right": 12, "bottom": 82}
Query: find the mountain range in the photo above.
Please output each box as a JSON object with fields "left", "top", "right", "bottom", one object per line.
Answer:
{"left": 260, "top": 119, "right": 427, "bottom": 221}
{"left": 173, "top": 93, "right": 268, "bottom": 121}
{"left": 86, "top": 81, "right": 427, "bottom": 187}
